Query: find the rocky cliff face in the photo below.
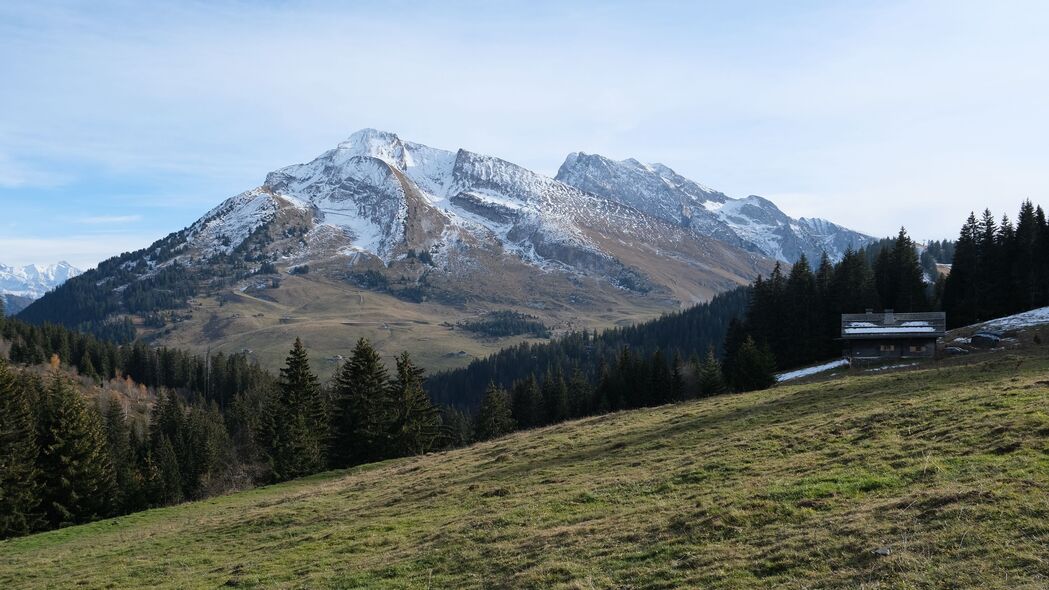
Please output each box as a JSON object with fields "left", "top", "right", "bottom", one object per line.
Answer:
{"left": 556, "top": 152, "right": 872, "bottom": 262}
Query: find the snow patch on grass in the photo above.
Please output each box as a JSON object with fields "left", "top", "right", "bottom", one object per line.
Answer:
{"left": 776, "top": 358, "right": 849, "bottom": 382}
{"left": 976, "top": 306, "right": 1049, "bottom": 332}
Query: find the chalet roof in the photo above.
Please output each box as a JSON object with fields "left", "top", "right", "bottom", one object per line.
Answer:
{"left": 841, "top": 311, "right": 946, "bottom": 340}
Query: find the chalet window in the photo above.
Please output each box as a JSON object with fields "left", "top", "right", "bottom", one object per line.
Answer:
{"left": 909, "top": 345, "right": 926, "bottom": 353}
{"left": 879, "top": 344, "right": 895, "bottom": 352}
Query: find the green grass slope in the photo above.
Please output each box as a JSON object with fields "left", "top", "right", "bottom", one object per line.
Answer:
{"left": 3, "top": 352, "right": 1048, "bottom": 589}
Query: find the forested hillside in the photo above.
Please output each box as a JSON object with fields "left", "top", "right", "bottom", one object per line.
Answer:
{"left": 3, "top": 347, "right": 1047, "bottom": 588}
{"left": 0, "top": 314, "right": 455, "bottom": 540}
{"left": 428, "top": 200, "right": 1049, "bottom": 414}
{"left": 426, "top": 287, "right": 750, "bottom": 410}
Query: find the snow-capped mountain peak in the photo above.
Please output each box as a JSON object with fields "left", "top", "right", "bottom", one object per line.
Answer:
{"left": 173, "top": 129, "right": 869, "bottom": 279}
{"left": 0, "top": 261, "right": 82, "bottom": 299}
{"left": 113, "top": 129, "right": 773, "bottom": 309}
{"left": 555, "top": 153, "right": 871, "bottom": 262}
{"left": 337, "top": 128, "right": 412, "bottom": 168}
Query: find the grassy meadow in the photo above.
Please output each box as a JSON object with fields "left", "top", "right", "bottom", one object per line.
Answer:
{"left": 2, "top": 350, "right": 1048, "bottom": 589}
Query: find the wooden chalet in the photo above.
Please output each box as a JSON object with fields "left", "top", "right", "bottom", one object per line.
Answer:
{"left": 840, "top": 310, "right": 946, "bottom": 361}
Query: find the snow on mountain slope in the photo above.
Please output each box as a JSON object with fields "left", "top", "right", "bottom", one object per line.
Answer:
{"left": 20, "top": 130, "right": 777, "bottom": 348}
{"left": 0, "top": 261, "right": 82, "bottom": 299}
{"left": 237, "top": 129, "right": 769, "bottom": 293}
{"left": 123, "top": 129, "right": 772, "bottom": 293}
{"left": 974, "top": 306, "right": 1049, "bottom": 332}
{"left": 556, "top": 153, "right": 872, "bottom": 262}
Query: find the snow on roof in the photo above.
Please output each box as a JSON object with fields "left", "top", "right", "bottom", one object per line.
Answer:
{"left": 843, "top": 326, "right": 936, "bottom": 334}
{"left": 841, "top": 311, "right": 946, "bottom": 338}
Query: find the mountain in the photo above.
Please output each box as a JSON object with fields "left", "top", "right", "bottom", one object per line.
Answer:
{"left": 19, "top": 130, "right": 773, "bottom": 369}
{"left": 0, "top": 261, "right": 81, "bottom": 299}
{"left": 555, "top": 153, "right": 873, "bottom": 262}
{"left": 1, "top": 294, "right": 35, "bottom": 316}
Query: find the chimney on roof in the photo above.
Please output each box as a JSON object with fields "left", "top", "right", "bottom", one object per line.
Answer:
{"left": 884, "top": 309, "right": 895, "bottom": 324}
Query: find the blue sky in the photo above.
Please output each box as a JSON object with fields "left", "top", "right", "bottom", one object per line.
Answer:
{"left": 1, "top": 0, "right": 1047, "bottom": 268}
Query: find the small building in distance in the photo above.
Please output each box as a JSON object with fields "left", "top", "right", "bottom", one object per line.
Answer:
{"left": 841, "top": 310, "right": 946, "bottom": 362}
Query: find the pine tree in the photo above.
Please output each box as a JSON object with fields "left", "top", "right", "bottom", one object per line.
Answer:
{"left": 1037, "top": 206, "right": 1049, "bottom": 304}
{"left": 330, "top": 338, "right": 389, "bottom": 467}
{"left": 976, "top": 209, "right": 1000, "bottom": 317}
{"left": 79, "top": 351, "right": 97, "bottom": 382}
{"left": 436, "top": 406, "right": 472, "bottom": 450}
{"left": 669, "top": 353, "right": 686, "bottom": 401}
{"left": 102, "top": 397, "right": 139, "bottom": 514}
{"left": 720, "top": 318, "right": 747, "bottom": 381}
{"left": 1013, "top": 200, "right": 1040, "bottom": 310}
{"left": 566, "top": 369, "right": 592, "bottom": 417}
{"left": 696, "top": 348, "right": 726, "bottom": 397}
{"left": 815, "top": 252, "right": 840, "bottom": 358}
{"left": 541, "top": 369, "right": 569, "bottom": 424}
{"left": 873, "top": 246, "right": 893, "bottom": 309}
{"left": 728, "top": 336, "right": 777, "bottom": 392}
{"left": 943, "top": 212, "right": 981, "bottom": 327}
{"left": 474, "top": 383, "right": 515, "bottom": 441}
{"left": 784, "top": 254, "right": 818, "bottom": 366}
{"left": 36, "top": 372, "right": 116, "bottom": 527}
{"left": 888, "top": 228, "right": 928, "bottom": 313}
{"left": 385, "top": 352, "right": 439, "bottom": 457}
{"left": 0, "top": 359, "right": 43, "bottom": 538}
{"left": 511, "top": 375, "right": 543, "bottom": 429}
{"left": 265, "top": 339, "right": 326, "bottom": 481}
{"left": 646, "top": 349, "right": 672, "bottom": 405}
{"left": 153, "top": 435, "right": 183, "bottom": 505}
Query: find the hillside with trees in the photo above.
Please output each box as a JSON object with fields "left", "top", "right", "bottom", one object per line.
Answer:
{"left": 5, "top": 200, "right": 1049, "bottom": 542}
{"left": 0, "top": 313, "right": 450, "bottom": 540}
{"left": 4, "top": 345, "right": 1047, "bottom": 588}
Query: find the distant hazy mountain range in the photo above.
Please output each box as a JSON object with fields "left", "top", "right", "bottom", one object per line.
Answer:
{"left": 1, "top": 262, "right": 81, "bottom": 314}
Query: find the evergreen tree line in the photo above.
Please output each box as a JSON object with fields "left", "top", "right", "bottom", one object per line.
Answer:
{"left": 731, "top": 200, "right": 1049, "bottom": 369}
{"left": 942, "top": 201, "right": 1049, "bottom": 327}
{"left": 0, "top": 344, "right": 276, "bottom": 537}
{"left": 256, "top": 337, "right": 438, "bottom": 482}
{"left": 1, "top": 316, "right": 271, "bottom": 409}
{"left": 427, "top": 287, "right": 751, "bottom": 410}
{"left": 858, "top": 235, "right": 947, "bottom": 286}
{"left": 471, "top": 338, "right": 777, "bottom": 442}
{"left": 0, "top": 354, "right": 276, "bottom": 540}
{"left": 1, "top": 358, "right": 140, "bottom": 538}
{"left": 732, "top": 228, "right": 931, "bottom": 371}
{"left": 458, "top": 310, "right": 551, "bottom": 338}
{"left": 16, "top": 214, "right": 286, "bottom": 339}
{"left": 0, "top": 328, "right": 458, "bottom": 539}
{"left": 925, "top": 239, "right": 955, "bottom": 264}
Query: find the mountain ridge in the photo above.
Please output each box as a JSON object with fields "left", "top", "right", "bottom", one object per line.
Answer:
{"left": 18, "top": 129, "right": 864, "bottom": 369}
{"left": 0, "top": 261, "right": 81, "bottom": 299}
{"left": 555, "top": 151, "right": 872, "bottom": 262}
